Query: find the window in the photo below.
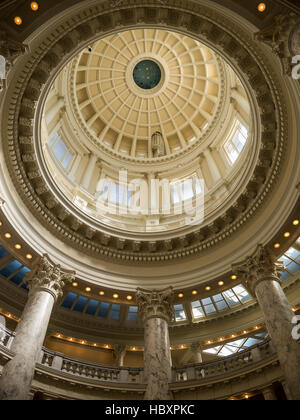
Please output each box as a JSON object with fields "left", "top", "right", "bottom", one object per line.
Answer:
{"left": 73, "top": 296, "right": 88, "bottom": 312}
{"left": 127, "top": 306, "right": 138, "bottom": 321}
{"left": 280, "top": 245, "right": 300, "bottom": 280}
{"left": 85, "top": 299, "right": 99, "bottom": 316}
{"left": 225, "top": 123, "right": 248, "bottom": 164}
{"left": 49, "top": 133, "right": 73, "bottom": 169}
{"left": 191, "top": 300, "right": 205, "bottom": 319}
{"left": 203, "top": 333, "right": 267, "bottom": 358}
{"left": 232, "top": 285, "right": 251, "bottom": 303}
{"left": 98, "top": 302, "right": 110, "bottom": 318}
{"left": 110, "top": 304, "right": 121, "bottom": 320}
{"left": 201, "top": 297, "right": 217, "bottom": 315}
{"left": 62, "top": 292, "right": 77, "bottom": 309}
{"left": 174, "top": 304, "right": 186, "bottom": 321}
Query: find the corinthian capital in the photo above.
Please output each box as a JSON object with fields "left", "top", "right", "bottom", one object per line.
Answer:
{"left": 25, "top": 254, "right": 75, "bottom": 301}
{"left": 136, "top": 287, "right": 174, "bottom": 323}
{"left": 232, "top": 245, "right": 284, "bottom": 294}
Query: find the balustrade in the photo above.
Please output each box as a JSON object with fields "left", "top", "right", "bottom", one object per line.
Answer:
{"left": 0, "top": 330, "right": 276, "bottom": 387}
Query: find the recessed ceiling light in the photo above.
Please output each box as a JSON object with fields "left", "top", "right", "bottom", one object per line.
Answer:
{"left": 72, "top": 282, "right": 78, "bottom": 287}
{"left": 4, "top": 233, "right": 11, "bottom": 239}
{"left": 14, "top": 16, "right": 22, "bottom": 25}
{"left": 178, "top": 293, "right": 184, "bottom": 298}
{"left": 15, "top": 244, "right": 22, "bottom": 250}
{"left": 99, "top": 291, "right": 105, "bottom": 296}
{"left": 293, "top": 220, "right": 299, "bottom": 226}
{"left": 85, "top": 287, "right": 91, "bottom": 292}
{"left": 26, "top": 254, "right": 33, "bottom": 260}
{"left": 30, "top": 2, "right": 39, "bottom": 11}
{"left": 274, "top": 243, "right": 280, "bottom": 249}
{"left": 231, "top": 275, "right": 237, "bottom": 280}
{"left": 284, "top": 232, "right": 290, "bottom": 238}
{"left": 218, "top": 281, "right": 224, "bottom": 286}
{"left": 192, "top": 290, "right": 198, "bottom": 295}
{"left": 205, "top": 286, "right": 211, "bottom": 291}
{"left": 126, "top": 295, "right": 133, "bottom": 301}
{"left": 258, "top": 3, "right": 266, "bottom": 12}
{"left": 113, "top": 293, "right": 119, "bottom": 299}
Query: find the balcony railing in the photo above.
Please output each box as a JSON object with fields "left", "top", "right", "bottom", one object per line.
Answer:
{"left": 0, "top": 327, "right": 276, "bottom": 387}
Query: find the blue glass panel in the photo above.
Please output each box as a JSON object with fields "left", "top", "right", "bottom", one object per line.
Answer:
{"left": 61, "top": 292, "right": 77, "bottom": 309}
{"left": 85, "top": 299, "right": 99, "bottom": 316}
{"left": 0, "top": 260, "right": 22, "bottom": 278}
{"left": 129, "top": 306, "right": 138, "bottom": 313}
{"left": 0, "top": 248, "right": 8, "bottom": 258}
{"left": 98, "top": 302, "right": 110, "bottom": 318}
{"left": 11, "top": 266, "right": 30, "bottom": 286}
{"left": 110, "top": 304, "right": 121, "bottom": 320}
{"left": 280, "top": 271, "right": 290, "bottom": 281}
{"left": 73, "top": 296, "right": 88, "bottom": 312}
{"left": 287, "top": 261, "right": 300, "bottom": 274}
{"left": 285, "top": 247, "right": 300, "bottom": 261}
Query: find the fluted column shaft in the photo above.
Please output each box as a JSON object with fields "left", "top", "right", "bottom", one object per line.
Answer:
{"left": 136, "top": 287, "right": 173, "bottom": 400}
{"left": 233, "top": 245, "right": 300, "bottom": 400}
{"left": 0, "top": 255, "right": 74, "bottom": 400}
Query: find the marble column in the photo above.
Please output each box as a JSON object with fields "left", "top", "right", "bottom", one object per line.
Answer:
{"left": 233, "top": 245, "right": 300, "bottom": 400}
{"left": 0, "top": 255, "right": 75, "bottom": 400}
{"left": 114, "top": 344, "right": 127, "bottom": 367}
{"left": 136, "top": 287, "right": 174, "bottom": 400}
{"left": 262, "top": 387, "right": 277, "bottom": 401}
{"left": 191, "top": 342, "right": 203, "bottom": 364}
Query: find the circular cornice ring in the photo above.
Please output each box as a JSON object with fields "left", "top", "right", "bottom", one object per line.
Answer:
{"left": 1, "top": 0, "right": 297, "bottom": 266}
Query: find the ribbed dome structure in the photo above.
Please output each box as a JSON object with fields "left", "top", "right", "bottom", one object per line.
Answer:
{"left": 73, "top": 29, "right": 221, "bottom": 158}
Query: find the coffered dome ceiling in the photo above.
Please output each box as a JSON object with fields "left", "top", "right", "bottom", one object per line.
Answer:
{"left": 73, "top": 29, "right": 221, "bottom": 158}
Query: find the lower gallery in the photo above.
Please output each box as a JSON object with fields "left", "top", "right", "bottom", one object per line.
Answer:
{"left": 0, "top": 0, "right": 300, "bottom": 401}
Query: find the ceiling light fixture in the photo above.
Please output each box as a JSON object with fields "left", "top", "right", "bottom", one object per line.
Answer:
{"left": 72, "top": 282, "right": 78, "bottom": 287}
{"left": 218, "top": 281, "right": 224, "bottom": 286}
{"left": 113, "top": 293, "right": 119, "bottom": 299}
{"left": 99, "top": 291, "right": 105, "bottom": 296}
{"left": 30, "top": 2, "right": 39, "bottom": 11}
{"left": 284, "top": 232, "right": 290, "bottom": 238}
{"left": 258, "top": 3, "right": 266, "bottom": 12}
{"left": 15, "top": 244, "right": 22, "bottom": 250}
{"left": 85, "top": 287, "right": 91, "bottom": 292}
{"left": 192, "top": 290, "right": 198, "bottom": 295}
{"left": 26, "top": 254, "right": 33, "bottom": 260}
{"left": 274, "top": 243, "right": 280, "bottom": 249}
{"left": 14, "top": 16, "right": 22, "bottom": 25}
{"left": 293, "top": 220, "right": 299, "bottom": 226}
{"left": 4, "top": 233, "right": 11, "bottom": 239}
{"left": 178, "top": 293, "right": 184, "bottom": 298}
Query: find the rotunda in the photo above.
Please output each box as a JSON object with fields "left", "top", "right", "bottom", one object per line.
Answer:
{"left": 0, "top": 0, "right": 299, "bottom": 401}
